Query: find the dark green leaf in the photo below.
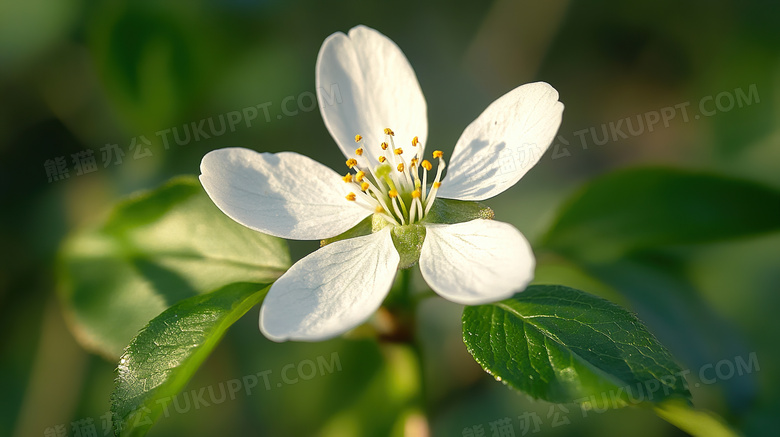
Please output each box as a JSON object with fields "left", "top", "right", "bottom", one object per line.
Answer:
{"left": 111, "top": 282, "right": 269, "bottom": 437}
{"left": 543, "top": 167, "right": 780, "bottom": 262}
{"left": 58, "top": 177, "right": 290, "bottom": 358}
{"left": 462, "top": 285, "right": 690, "bottom": 405}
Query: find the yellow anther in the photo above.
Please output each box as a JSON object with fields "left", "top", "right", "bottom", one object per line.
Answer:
{"left": 355, "top": 170, "right": 366, "bottom": 182}
{"left": 421, "top": 160, "right": 432, "bottom": 171}
{"left": 378, "top": 156, "right": 387, "bottom": 163}
{"left": 346, "top": 158, "right": 358, "bottom": 168}
{"left": 360, "top": 182, "right": 369, "bottom": 191}
{"left": 346, "top": 192, "right": 357, "bottom": 201}
{"left": 388, "top": 189, "right": 398, "bottom": 198}
{"left": 411, "top": 189, "right": 421, "bottom": 198}
{"left": 432, "top": 150, "right": 443, "bottom": 159}
{"left": 355, "top": 147, "right": 364, "bottom": 156}
{"left": 354, "top": 134, "right": 362, "bottom": 142}
{"left": 433, "top": 182, "right": 441, "bottom": 188}
{"left": 381, "top": 142, "right": 389, "bottom": 150}
{"left": 397, "top": 163, "right": 405, "bottom": 172}
{"left": 394, "top": 148, "right": 404, "bottom": 155}
{"left": 384, "top": 128, "right": 395, "bottom": 136}
{"left": 410, "top": 158, "right": 419, "bottom": 167}
{"left": 375, "top": 205, "right": 385, "bottom": 213}
{"left": 342, "top": 173, "right": 353, "bottom": 183}
{"left": 412, "top": 136, "right": 419, "bottom": 146}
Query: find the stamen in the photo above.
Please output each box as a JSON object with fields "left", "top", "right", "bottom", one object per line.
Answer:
{"left": 371, "top": 189, "right": 396, "bottom": 223}
{"left": 411, "top": 189, "right": 423, "bottom": 223}
{"left": 344, "top": 128, "right": 447, "bottom": 227}
{"left": 389, "top": 195, "right": 405, "bottom": 225}
{"left": 413, "top": 195, "right": 423, "bottom": 221}
{"left": 350, "top": 190, "right": 394, "bottom": 222}
{"left": 425, "top": 164, "right": 445, "bottom": 216}
{"left": 420, "top": 160, "right": 431, "bottom": 201}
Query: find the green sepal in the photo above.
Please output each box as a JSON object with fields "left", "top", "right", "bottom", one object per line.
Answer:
{"left": 422, "top": 198, "right": 494, "bottom": 225}
{"left": 320, "top": 216, "right": 375, "bottom": 247}
{"left": 391, "top": 225, "right": 426, "bottom": 269}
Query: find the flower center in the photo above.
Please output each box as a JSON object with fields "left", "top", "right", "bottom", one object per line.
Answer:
{"left": 342, "top": 128, "right": 446, "bottom": 226}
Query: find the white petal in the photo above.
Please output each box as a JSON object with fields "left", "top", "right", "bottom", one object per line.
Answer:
{"left": 260, "top": 228, "right": 399, "bottom": 342}
{"left": 437, "top": 82, "right": 564, "bottom": 201}
{"left": 420, "top": 219, "right": 535, "bottom": 305}
{"left": 316, "top": 25, "right": 427, "bottom": 164}
{"left": 199, "top": 148, "right": 369, "bottom": 240}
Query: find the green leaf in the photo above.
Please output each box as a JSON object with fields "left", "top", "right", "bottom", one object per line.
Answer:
{"left": 111, "top": 282, "right": 269, "bottom": 437}
{"left": 462, "top": 284, "right": 690, "bottom": 405}
{"left": 543, "top": 167, "right": 780, "bottom": 262}
{"left": 57, "top": 176, "right": 290, "bottom": 358}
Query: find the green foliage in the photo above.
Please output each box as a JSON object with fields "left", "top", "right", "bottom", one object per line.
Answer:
{"left": 543, "top": 167, "right": 780, "bottom": 262}
{"left": 57, "top": 177, "right": 290, "bottom": 358}
{"left": 111, "top": 282, "right": 269, "bottom": 437}
{"left": 462, "top": 285, "right": 690, "bottom": 405}
{"left": 87, "top": 1, "right": 219, "bottom": 132}
{"left": 539, "top": 166, "right": 777, "bottom": 408}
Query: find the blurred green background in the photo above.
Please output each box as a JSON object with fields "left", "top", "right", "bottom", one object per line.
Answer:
{"left": 2, "top": 0, "right": 779, "bottom": 436}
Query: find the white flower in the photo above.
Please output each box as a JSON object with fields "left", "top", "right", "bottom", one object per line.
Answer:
{"left": 200, "top": 25, "right": 563, "bottom": 342}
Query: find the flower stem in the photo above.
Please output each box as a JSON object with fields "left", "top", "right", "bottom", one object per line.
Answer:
{"left": 378, "top": 268, "right": 430, "bottom": 436}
